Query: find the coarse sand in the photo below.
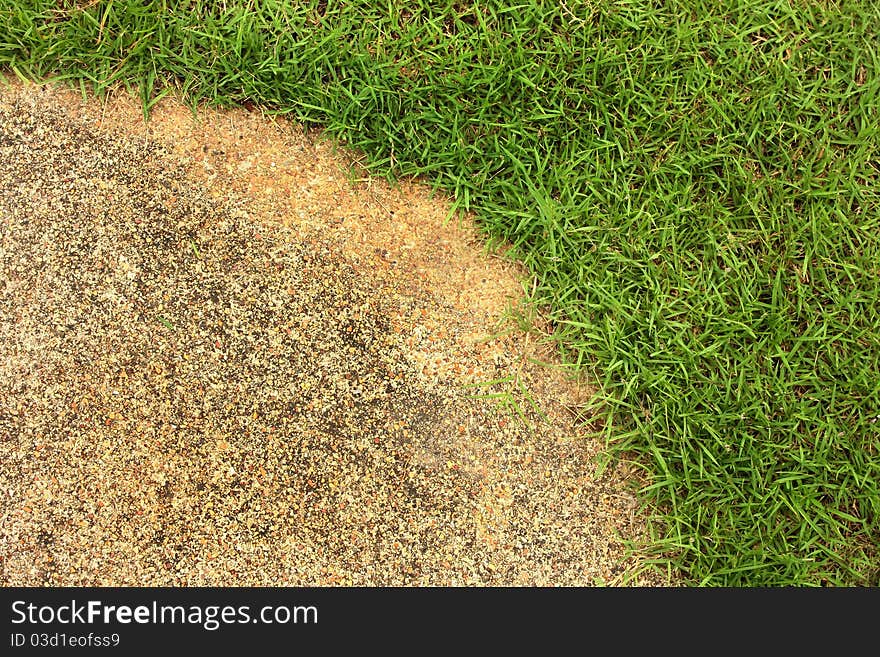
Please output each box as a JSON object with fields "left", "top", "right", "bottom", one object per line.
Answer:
{"left": 0, "top": 78, "right": 669, "bottom": 586}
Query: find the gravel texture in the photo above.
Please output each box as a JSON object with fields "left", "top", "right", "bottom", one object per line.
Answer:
{"left": 0, "top": 80, "right": 667, "bottom": 586}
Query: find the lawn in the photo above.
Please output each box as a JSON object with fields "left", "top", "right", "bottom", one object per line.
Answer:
{"left": 1, "top": 0, "right": 878, "bottom": 586}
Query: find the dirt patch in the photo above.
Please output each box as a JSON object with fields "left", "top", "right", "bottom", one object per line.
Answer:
{"left": 0, "top": 77, "right": 664, "bottom": 586}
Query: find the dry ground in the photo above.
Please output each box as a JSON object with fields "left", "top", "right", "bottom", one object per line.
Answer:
{"left": 0, "top": 78, "right": 666, "bottom": 586}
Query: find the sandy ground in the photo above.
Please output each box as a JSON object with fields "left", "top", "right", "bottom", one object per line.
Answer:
{"left": 0, "top": 78, "right": 666, "bottom": 586}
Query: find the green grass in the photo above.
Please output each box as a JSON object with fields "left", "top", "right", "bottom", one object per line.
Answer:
{"left": 2, "top": 0, "right": 878, "bottom": 586}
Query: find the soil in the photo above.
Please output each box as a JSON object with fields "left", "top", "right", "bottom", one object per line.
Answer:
{"left": 0, "top": 77, "right": 665, "bottom": 586}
